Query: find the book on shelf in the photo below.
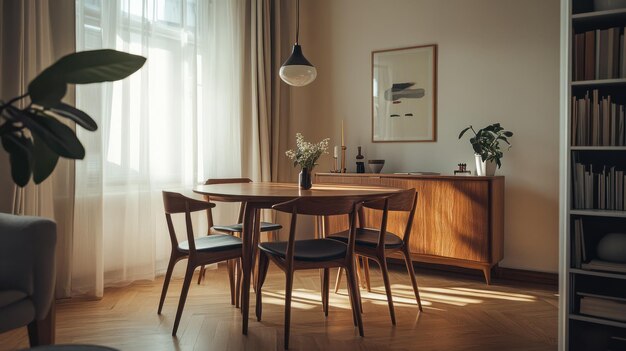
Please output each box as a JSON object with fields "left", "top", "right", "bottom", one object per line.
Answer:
{"left": 622, "top": 33, "right": 626, "bottom": 78}
{"left": 570, "top": 90, "right": 626, "bottom": 146}
{"left": 573, "top": 27, "right": 626, "bottom": 81}
{"left": 574, "top": 219, "right": 581, "bottom": 268}
{"left": 579, "top": 292, "right": 626, "bottom": 322}
{"left": 609, "top": 28, "right": 620, "bottom": 79}
{"left": 572, "top": 218, "right": 587, "bottom": 268}
{"left": 572, "top": 160, "right": 626, "bottom": 210}
{"left": 586, "top": 30, "right": 596, "bottom": 80}
{"left": 581, "top": 259, "right": 626, "bottom": 274}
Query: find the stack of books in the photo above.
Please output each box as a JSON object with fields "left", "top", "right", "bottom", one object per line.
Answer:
{"left": 572, "top": 162, "right": 625, "bottom": 210}
{"left": 573, "top": 27, "right": 626, "bottom": 81}
{"left": 579, "top": 292, "right": 626, "bottom": 322}
{"left": 582, "top": 259, "right": 626, "bottom": 273}
{"left": 571, "top": 90, "right": 626, "bottom": 146}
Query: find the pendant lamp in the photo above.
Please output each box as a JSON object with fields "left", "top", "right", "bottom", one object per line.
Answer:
{"left": 279, "top": 0, "right": 317, "bottom": 86}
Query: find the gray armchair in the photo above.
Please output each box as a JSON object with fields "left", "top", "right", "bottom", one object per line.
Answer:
{"left": 0, "top": 213, "right": 56, "bottom": 346}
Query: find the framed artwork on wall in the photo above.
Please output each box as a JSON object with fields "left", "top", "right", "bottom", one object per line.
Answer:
{"left": 372, "top": 44, "right": 437, "bottom": 142}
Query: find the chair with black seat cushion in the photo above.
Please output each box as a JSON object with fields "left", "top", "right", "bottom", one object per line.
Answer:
{"left": 158, "top": 191, "right": 243, "bottom": 336}
{"left": 328, "top": 188, "right": 423, "bottom": 325}
{"left": 197, "top": 178, "right": 282, "bottom": 293}
{"left": 255, "top": 197, "right": 364, "bottom": 349}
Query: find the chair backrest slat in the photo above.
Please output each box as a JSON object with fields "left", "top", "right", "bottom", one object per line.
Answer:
{"left": 358, "top": 189, "right": 418, "bottom": 248}
{"left": 162, "top": 191, "right": 215, "bottom": 253}
{"left": 203, "top": 178, "right": 253, "bottom": 231}
{"left": 273, "top": 197, "right": 356, "bottom": 216}
{"left": 205, "top": 178, "right": 252, "bottom": 185}
{"left": 163, "top": 191, "right": 214, "bottom": 214}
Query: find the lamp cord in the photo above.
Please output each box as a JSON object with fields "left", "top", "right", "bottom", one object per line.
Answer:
{"left": 295, "top": 0, "right": 300, "bottom": 44}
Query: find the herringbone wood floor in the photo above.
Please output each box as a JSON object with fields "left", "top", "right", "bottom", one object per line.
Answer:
{"left": 0, "top": 264, "right": 558, "bottom": 351}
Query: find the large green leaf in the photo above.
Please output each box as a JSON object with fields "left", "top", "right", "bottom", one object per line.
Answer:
{"left": 54, "top": 49, "right": 146, "bottom": 84}
{"left": 47, "top": 103, "right": 98, "bottom": 131}
{"left": 458, "top": 126, "right": 472, "bottom": 139}
{"left": 28, "top": 49, "right": 146, "bottom": 107}
{"left": 32, "top": 133, "right": 59, "bottom": 184}
{"left": 1, "top": 134, "right": 33, "bottom": 187}
{"left": 27, "top": 69, "right": 67, "bottom": 106}
{"left": 7, "top": 107, "right": 85, "bottom": 159}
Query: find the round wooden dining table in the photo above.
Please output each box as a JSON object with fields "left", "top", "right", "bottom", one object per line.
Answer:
{"left": 193, "top": 181, "right": 401, "bottom": 334}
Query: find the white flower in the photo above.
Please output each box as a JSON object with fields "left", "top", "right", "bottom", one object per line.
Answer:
{"left": 285, "top": 133, "right": 330, "bottom": 170}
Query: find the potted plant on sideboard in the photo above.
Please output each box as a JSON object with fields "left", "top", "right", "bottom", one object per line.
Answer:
{"left": 0, "top": 49, "right": 145, "bottom": 347}
{"left": 458, "top": 123, "right": 513, "bottom": 176}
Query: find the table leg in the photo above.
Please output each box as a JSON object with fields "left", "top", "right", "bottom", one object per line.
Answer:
{"left": 252, "top": 209, "right": 261, "bottom": 292}
{"left": 241, "top": 202, "right": 255, "bottom": 335}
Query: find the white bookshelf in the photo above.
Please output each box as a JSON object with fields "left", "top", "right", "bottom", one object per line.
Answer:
{"left": 562, "top": 1, "right": 626, "bottom": 350}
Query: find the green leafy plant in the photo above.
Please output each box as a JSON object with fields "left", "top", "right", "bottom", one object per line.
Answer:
{"left": 285, "top": 133, "right": 330, "bottom": 170}
{"left": 0, "top": 49, "right": 146, "bottom": 186}
{"left": 458, "top": 123, "right": 514, "bottom": 168}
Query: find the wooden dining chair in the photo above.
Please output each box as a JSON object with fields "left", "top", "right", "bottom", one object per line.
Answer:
{"left": 255, "top": 197, "right": 364, "bottom": 349}
{"left": 158, "top": 191, "right": 243, "bottom": 336}
{"left": 328, "top": 188, "right": 423, "bottom": 325}
{"left": 197, "top": 178, "right": 282, "bottom": 302}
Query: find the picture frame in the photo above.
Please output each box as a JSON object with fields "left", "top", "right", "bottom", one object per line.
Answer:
{"left": 371, "top": 44, "right": 437, "bottom": 142}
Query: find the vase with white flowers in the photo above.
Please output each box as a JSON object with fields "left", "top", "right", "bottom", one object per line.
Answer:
{"left": 285, "top": 133, "right": 330, "bottom": 190}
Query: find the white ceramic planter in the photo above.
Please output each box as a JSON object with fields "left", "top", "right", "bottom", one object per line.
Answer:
{"left": 475, "top": 154, "right": 497, "bottom": 176}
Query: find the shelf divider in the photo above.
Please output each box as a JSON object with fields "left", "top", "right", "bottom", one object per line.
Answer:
{"left": 569, "top": 313, "right": 626, "bottom": 329}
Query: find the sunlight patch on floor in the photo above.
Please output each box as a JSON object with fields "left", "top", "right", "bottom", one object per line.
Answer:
{"left": 260, "top": 289, "right": 352, "bottom": 310}
{"left": 418, "top": 287, "right": 537, "bottom": 302}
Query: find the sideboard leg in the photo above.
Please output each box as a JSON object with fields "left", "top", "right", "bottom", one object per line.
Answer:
{"left": 482, "top": 266, "right": 492, "bottom": 285}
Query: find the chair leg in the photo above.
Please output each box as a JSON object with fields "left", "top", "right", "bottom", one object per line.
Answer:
{"left": 334, "top": 267, "right": 343, "bottom": 293}
{"left": 322, "top": 268, "right": 330, "bottom": 317}
{"left": 355, "top": 256, "right": 364, "bottom": 289}
{"left": 236, "top": 258, "right": 242, "bottom": 308}
{"left": 363, "top": 258, "right": 372, "bottom": 292}
{"left": 346, "top": 262, "right": 364, "bottom": 337}
{"left": 228, "top": 260, "right": 236, "bottom": 305}
{"left": 197, "top": 265, "right": 205, "bottom": 284}
{"left": 256, "top": 251, "right": 270, "bottom": 321}
{"left": 158, "top": 254, "right": 178, "bottom": 314}
{"left": 172, "top": 263, "right": 196, "bottom": 336}
{"left": 379, "top": 256, "right": 396, "bottom": 325}
{"left": 345, "top": 271, "right": 358, "bottom": 327}
{"left": 27, "top": 302, "right": 54, "bottom": 346}
{"left": 403, "top": 248, "right": 423, "bottom": 312}
{"left": 284, "top": 271, "right": 294, "bottom": 349}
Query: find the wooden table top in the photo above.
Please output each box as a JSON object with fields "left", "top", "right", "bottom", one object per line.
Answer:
{"left": 193, "top": 182, "right": 401, "bottom": 202}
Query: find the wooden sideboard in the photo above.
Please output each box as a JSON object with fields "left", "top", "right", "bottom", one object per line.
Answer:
{"left": 315, "top": 173, "right": 505, "bottom": 284}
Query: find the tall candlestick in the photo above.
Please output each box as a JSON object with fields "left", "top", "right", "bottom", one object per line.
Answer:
{"left": 341, "top": 120, "right": 345, "bottom": 146}
{"left": 334, "top": 146, "right": 338, "bottom": 158}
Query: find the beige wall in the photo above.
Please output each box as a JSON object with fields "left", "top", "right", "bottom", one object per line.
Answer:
{"left": 286, "top": 0, "right": 560, "bottom": 272}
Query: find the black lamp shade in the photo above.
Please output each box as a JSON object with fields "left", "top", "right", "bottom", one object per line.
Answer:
{"left": 280, "top": 44, "right": 317, "bottom": 86}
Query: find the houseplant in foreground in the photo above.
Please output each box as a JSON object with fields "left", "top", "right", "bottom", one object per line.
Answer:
{"left": 458, "top": 123, "right": 513, "bottom": 176}
{"left": 0, "top": 49, "right": 146, "bottom": 186}
{"left": 0, "top": 49, "right": 145, "bottom": 346}
{"left": 286, "top": 133, "right": 329, "bottom": 189}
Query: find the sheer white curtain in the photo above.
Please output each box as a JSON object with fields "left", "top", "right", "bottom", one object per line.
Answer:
{"left": 73, "top": 0, "right": 245, "bottom": 297}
